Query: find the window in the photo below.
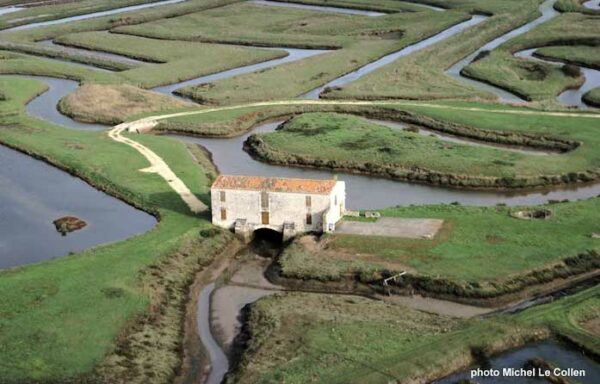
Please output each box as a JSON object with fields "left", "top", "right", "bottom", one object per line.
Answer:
{"left": 305, "top": 195, "right": 312, "bottom": 208}
{"left": 220, "top": 208, "right": 227, "bottom": 220}
{"left": 261, "top": 191, "right": 269, "bottom": 210}
{"left": 306, "top": 213, "right": 312, "bottom": 225}
{"left": 334, "top": 195, "right": 338, "bottom": 206}
{"left": 220, "top": 191, "right": 226, "bottom": 202}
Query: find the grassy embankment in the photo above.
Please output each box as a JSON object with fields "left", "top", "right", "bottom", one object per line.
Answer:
{"left": 227, "top": 285, "right": 599, "bottom": 383}
{"left": 461, "top": 12, "right": 600, "bottom": 103}
{"left": 0, "top": 0, "right": 245, "bottom": 74}
{"left": 52, "top": 31, "right": 288, "bottom": 88}
{"left": 535, "top": 45, "right": 600, "bottom": 69}
{"left": 555, "top": 0, "right": 600, "bottom": 15}
{"left": 532, "top": 45, "right": 600, "bottom": 107}
{"left": 58, "top": 83, "right": 192, "bottom": 125}
{"left": 246, "top": 109, "right": 599, "bottom": 189}
{"left": 111, "top": 1, "right": 471, "bottom": 104}
{"left": 0, "top": 76, "right": 226, "bottom": 383}
{"left": 322, "top": 0, "right": 544, "bottom": 101}
{"left": 583, "top": 87, "right": 600, "bottom": 107}
{"left": 279, "top": 199, "right": 599, "bottom": 285}
{"left": 0, "top": 0, "right": 161, "bottom": 30}
{"left": 256, "top": 0, "right": 429, "bottom": 13}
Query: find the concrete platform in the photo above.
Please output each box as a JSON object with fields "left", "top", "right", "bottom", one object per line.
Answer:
{"left": 336, "top": 218, "right": 444, "bottom": 239}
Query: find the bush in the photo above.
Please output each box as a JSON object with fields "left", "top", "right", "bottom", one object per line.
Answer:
{"left": 562, "top": 64, "right": 581, "bottom": 78}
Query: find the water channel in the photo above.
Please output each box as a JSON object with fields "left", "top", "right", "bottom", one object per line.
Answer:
{"left": 173, "top": 119, "right": 600, "bottom": 210}
{"left": 448, "top": 0, "right": 600, "bottom": 108}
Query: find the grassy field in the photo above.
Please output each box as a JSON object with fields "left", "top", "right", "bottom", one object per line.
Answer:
{"left": 228, "top": 285, "right": 599, "bottom": 384}
{"left": 53, "top": 31, "right": 288, "bottom": 88}
{"left": 280, "top": 198, "right": 600, "bottom": 282}
{"left": 247, "top": 111, "right": 599, "bottom": 188}
{"left": 535, "top": 45, "right": 600, "bottom": 69}
{"left": 0, "top": 49, "right": 117, "bottom": 83}
{"left": 166, "top": 9, "right": 471, "bottom": 103}
{"left": 111, "top": 1, "right": 445, "bottom": 48}
{"left": 323, "top": 0, "right": 543, "bottom": 101}
{"left": 0, "top": 0, "right": 161, "bottom": 30}
{"left": 58, "top": 83, "right": 192, "bottom": 125}
{"left": 267, "top": 0, "right": 429, "bottom": 12}
{"left": 462, "top": 13, "right": 600, "bottom": 102}
{"left": 0, "top": 76, "right": 221, "bottom": 382}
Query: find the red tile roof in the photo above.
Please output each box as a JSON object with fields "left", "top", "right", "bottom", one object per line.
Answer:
{"left": 212, "top": 175, "right": 337, "bottom": 195}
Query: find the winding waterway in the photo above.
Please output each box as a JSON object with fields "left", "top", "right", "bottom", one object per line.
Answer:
{"left": 172, "top": 120, "right": 600, "bottom": 210}
{"left": 449, "top": 0, "right": 600, "bottom": 108}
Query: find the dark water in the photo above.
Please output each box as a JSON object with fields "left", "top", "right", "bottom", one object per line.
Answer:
{"left": 172, "top": 120, "right": 600, "bottom": 210}
{"left": 1, "top": 0, "right": 188, "bottom": 32}
{"left": 0, "top": 145, "right": 156, "bottom": 268}
{"left": 250, "top": 0, "right": 386, "bottom": 16}
{"left": 434, "top": 341, "right": 600, "bottom": 384}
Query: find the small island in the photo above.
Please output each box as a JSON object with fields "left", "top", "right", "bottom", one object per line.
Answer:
{"left": 53, "top": 216, "right": 87, "bottom": 236}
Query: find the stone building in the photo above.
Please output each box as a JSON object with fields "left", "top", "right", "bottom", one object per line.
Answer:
{"left": 211, "top": 175, "right": 346, "bottom": 241}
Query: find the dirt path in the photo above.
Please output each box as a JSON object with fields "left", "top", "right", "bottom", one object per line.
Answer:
{"left": 108, "top": 100, "right": 599, "bottom": 212}
{"left": 109, "top": 120, "right": 207, "bottom": 213}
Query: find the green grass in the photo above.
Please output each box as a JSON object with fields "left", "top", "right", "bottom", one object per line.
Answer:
{"left": 323, "top": 0, "right": 542, "bottom": 101}
{"left": 53, "top": 31, "right": 287, "bottom": 88}
{"left": 583, "top": 87, "right": 600, "bottom": 107}
{"left": 281, "top": 198, "right": 600, "bottom": 282}
{"left": 0, "top": 50, "right": 117, "bottom": 83}
{"left": 0, "top": 0, "right": 161, "bottom": 30}
{"left": 535, "top": 45, "right": 600, "bottom": 69}
{"left": 0, "top": 76, "right": 217, "bottom": 382}
{"left": 229, "top": 285, "right": 600, "bottom": 384}
{"left": 555, "top": 0, "right": 600, "bottom": 15}
{"left": 270, "top": 0, "right": 429, "bottom": 12}
{"left": 462, "top": 13, "right": 600, "bottom": 103}
{"left": 248, "top": 111, "right": 599, "bottom": 187}
{"left": 169, "top": 9, "right": 470, "bottom": 103}
{"left": 0, "top": 0, "right": 240, "bottom": 44}
{"left": 113, "top": 1, "right": 408, "bottom": 48}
